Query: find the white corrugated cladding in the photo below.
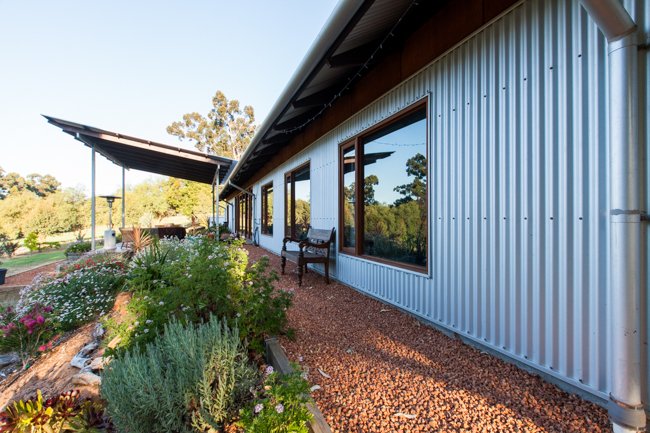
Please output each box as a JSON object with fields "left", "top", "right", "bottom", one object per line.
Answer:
{"left": 244, "top": 0, "right": 649, "bottom": 401}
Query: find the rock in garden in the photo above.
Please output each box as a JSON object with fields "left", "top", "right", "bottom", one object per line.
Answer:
{"left": 70, "top": 354, "right": 90, "bottom": 370}
{"left": 92, "top": 323, "right": 105, "bottom": 340}
{"left": 72, "top": 371, "right": 101, "bottom": 387}
{"left": 89, "top": 357, "right": 105, "bottom": 371}
{"left": 107, "top": 336, "right": 121, "bottom": 349}
{"left": 78, "top": 342, "right": 99, "bottom": 356}
{"left": 0, "top": 353, "right": 19, "bottom": 368}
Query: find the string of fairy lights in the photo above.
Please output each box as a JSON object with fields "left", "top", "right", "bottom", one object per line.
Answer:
{"left": 274, "top": 0, "right": 421, "bottom": 136}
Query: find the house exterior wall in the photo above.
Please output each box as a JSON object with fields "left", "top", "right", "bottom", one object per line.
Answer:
{"left": 229, "top": 0, "right": 649, "bottom": 402}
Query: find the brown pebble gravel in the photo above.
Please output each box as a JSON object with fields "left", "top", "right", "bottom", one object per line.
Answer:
{"left": 245, "top": 246, "right": 611, "bottom": 433}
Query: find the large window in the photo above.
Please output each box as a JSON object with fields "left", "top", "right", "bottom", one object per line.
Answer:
{"left": 235, "top": 191, "right": 252, "bottom": 239}
{"left": 261, "top": 182, "right": 273, "bottom": 235}
{"left": 339, "top": 102, "right": 428, "bottom": 271}
{"left": 285, "top": 163, "right": 310, "bottom": 239}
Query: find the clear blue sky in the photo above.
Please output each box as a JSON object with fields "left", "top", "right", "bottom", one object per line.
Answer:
{"left": 0, "top": 0, "right": 338, "bottom": 195}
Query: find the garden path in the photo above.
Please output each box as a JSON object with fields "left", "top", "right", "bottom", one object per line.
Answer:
{"left": 245, "top": 246, "right": 611, "bottom": 433}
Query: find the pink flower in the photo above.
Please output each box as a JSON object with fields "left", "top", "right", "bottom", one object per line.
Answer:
{"left": 38, "top": 345, "right": 47, "bottom": 352}
{"left": 36, "top": 316, "right": 45, "bottom": 325}
{"left": 43, "top": 306, "right": 53, "bottom": 313}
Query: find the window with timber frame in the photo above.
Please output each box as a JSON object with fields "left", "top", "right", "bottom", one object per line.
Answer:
{"left": 261, "top": 182, "right": 273, "bottom": 235}
{"left": 339, "top": 101, "right": 428, "bottom": 271}
{"left": 235, "top": 191, "right": 252, "bottom": 239}
{"left": 285, "top": 163, "right": 310, "bottom": 240}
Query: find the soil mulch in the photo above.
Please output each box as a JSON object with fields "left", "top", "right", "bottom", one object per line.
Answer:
{"left": 245, "top": 246, "right": 611, "bottom": 433}
{"left": 0, "top": 322, "right": 98, "bottom": 408}
{"left": 4, "top": 261, "right": 64, "bottom": 286}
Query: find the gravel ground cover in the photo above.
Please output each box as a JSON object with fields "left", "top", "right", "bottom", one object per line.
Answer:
{"left": 245, "top": 246, "right": 611, "bottom": 433}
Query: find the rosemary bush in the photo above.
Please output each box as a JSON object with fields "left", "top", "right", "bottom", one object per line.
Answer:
{"left": 101, "top": 317, "right": 256, "bottom": 433}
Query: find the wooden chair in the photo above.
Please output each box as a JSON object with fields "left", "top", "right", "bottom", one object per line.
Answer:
{"left": 119, "top": 228, "right": 134, "bottom": 248}
{"left": 281, "top": 227, "right": 335, "bottom": 286}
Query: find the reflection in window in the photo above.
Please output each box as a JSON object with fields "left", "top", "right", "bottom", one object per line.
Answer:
{"left": 340, "top": 105, "right": 427, "bottom": 269}
{"left": 342, "top": 145, "right": 356, "bottom": 249}
{"left": 285, "top": 164, "right": 310, "bottom": 239}
{"left": 261, "top": 183, "right": 273, "bottom": 235}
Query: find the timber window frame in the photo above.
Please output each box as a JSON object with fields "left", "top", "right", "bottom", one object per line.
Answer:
{"left": 235, "top": 190, "right": 253, "bottom": 239}
{"left": 284, "top": 162, "right": 311, "bottom": 240}
{"left": 338, "top": 99, "right": 429, "bottom": 273}
{"left": 261, "top": 182, "right": 274, "bottom": 236}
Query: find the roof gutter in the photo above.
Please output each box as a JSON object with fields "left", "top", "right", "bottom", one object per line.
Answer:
{"left": 579, "top": 1, "right": 645, "bottom": 431}
{"left": 222, "top": 0, "right": 366, "bottom": 193}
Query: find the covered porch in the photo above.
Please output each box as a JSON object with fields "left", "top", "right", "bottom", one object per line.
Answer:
{"left": 44, "top": 115, "right": 236, "bottom": 250}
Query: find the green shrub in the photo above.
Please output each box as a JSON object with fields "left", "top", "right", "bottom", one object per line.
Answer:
{"left": 239, "top": 366, "right": 313, "bottom": 433}
{"left": 65, "top": 241, "right": 91, "bottom": 255}
{"left": 0, "top": 390, "right": 109, "bottom": 432}
{"left": 24, "top": 232, "right": 39, "bottom": 252}
{"left": 18, "top": 256, "right": 126, "bottom": 331}
{"left": 102, "top": 317, "right": 256, "bottom": 433}
{"left": 110, "top": 237, "right": 291, "bottom": 354}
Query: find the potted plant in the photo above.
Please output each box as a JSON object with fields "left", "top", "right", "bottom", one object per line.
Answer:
{"left": 0, "top": 259, "right": 6, "bottom": 285}
{"left": 65, "top": 240, "right": 92, "bottom": 261}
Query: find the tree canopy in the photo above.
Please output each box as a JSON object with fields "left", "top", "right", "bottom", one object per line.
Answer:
{"left": 166, "top": 90, "right": 256, "bottom": 159}
{"left": 0, "top": 168, "right": 60, "bottom": 199}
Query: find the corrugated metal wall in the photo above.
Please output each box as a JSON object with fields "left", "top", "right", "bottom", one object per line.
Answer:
{"left": 239, "top": 0, "right": 649, "bottom": 401}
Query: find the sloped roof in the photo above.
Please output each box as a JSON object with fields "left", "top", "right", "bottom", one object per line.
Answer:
{"left": 44, "top": 115, "right": 235, "bottom": 185}
{"left": 222, "top": 0, "right": 449, "bottom": 196}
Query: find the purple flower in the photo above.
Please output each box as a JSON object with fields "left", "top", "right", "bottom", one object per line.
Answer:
{"left": 36, "top": 315, "right": 45, "bottom": 325}
{"left": 254, "top": 403, "right": 264, "bottom": 414}
{"left": 265, "top": 365, "right": 274, "bottom": 376}
{"left": 275, "top": 403, "right": 284, "bottom": 414}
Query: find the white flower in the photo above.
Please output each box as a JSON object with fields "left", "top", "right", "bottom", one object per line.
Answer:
{"left": 159, "top": 301, "right": 165, "bottom": 306}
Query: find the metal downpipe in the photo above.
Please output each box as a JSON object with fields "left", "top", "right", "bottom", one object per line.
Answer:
{"left": 580, "top": 0, "right": 644, "bottom": 430}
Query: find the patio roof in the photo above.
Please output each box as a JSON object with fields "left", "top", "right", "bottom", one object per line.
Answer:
{"left": 43, "top": 115, "right": 235, "bottom": 185}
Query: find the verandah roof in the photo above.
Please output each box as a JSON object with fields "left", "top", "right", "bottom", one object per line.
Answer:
{"left": 43, "top": 115, "right": 235, "bottom": 185}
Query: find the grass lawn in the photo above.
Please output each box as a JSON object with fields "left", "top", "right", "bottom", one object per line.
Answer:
{"left": 2, "top": 250, "right": 66, "bottom": 276}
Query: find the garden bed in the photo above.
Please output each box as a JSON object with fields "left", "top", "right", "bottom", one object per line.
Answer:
{"left": 245, "top": 246, "right": 611, "bottom": 433}
{"left": 0, "top": 237, "right": 315, "bottom": 432}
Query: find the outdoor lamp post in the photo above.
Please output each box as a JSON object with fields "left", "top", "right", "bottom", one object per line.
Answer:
{"left": 99, "top": 195, "right": 121, "bottom": 250}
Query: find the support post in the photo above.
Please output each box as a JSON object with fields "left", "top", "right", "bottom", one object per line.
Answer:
{"left": 216, "top": 164, "right": 221, "bottom": 238}
{"left": 91, "top": 143, "right": 96, "bottom": 251}
{"left": 212, "top": 180, "right": 216, "bottom": 231}
{"left": 121, "top": 166, "right": 126, "bottom": 229}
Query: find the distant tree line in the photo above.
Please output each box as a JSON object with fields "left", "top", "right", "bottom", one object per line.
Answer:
{"left": 0, "top": 167, "right": 214, "bottom": 241}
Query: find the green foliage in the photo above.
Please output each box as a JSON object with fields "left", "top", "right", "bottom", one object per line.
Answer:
{"left": 108, "top": 237, "right": 291, "bottom": 354}
{"left": 65, "top": 241, "right": 91, "bottom": 255}
{"left": 0, "top": 171, "right": 59, "bottom": 199}
{"left": 167, "top": 90, "right": 256, "bottom": 159}
{"left": 0, "top": 304, "right": 57, "bottom": 369}
{"left": 18, "top": 256, "right": 126, "bottom": 331}
{"left": 165, "top": 178, "right": 213, "bottom": 219}
{"left": 24, "top": 232, "right": 39, "bottom": 252}
{"left": 0, "top": 390, "right": 108, "bottom": 433}
{"left": 0, "top": 234, "right": 19, "bottom": 258}
{"left": 102, "top": 317, "right": 256, "bottom": 433}
{"left": 239, "top": 366, "right": 313, "bottom": 433}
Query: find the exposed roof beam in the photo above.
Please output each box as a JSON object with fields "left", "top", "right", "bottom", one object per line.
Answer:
{"left": 261, "top": 133, "right": 290, "bottom": 146}
{"left": 273, "top": 109, "right": 321, "bottom": 131}
{"left": 292, "top": 85, "right": 341, "bottom": 108}
{"left": 327, "top": 40, "right": 379, "bottom": 68}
